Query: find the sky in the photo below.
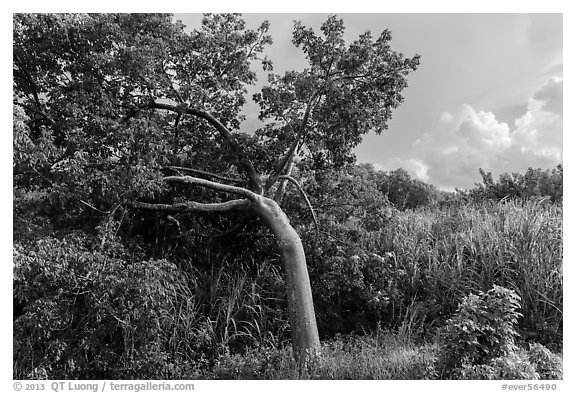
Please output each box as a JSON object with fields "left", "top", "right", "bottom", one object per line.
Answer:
{"left": 175, "top": 13, "right": 563, "bottom": 191}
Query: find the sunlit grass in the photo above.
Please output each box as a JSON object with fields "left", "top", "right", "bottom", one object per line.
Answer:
{"left": 363, "top": 199, "right": 562, "bottom": 344}
{"left": 208, "top": 330, "right": 439, "bottom": 379}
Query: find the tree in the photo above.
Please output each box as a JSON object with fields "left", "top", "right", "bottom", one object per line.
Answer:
{"left": 471, "top": 165, "right": 563, "bottom": 203}
{"left": 375, "top": 168, "right": 440, "bottom": 210}
{"left": 13, "top": 13, "right": 419, "bottom": 366}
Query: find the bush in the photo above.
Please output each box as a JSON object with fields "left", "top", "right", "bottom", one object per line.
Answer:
{"left": 13, "top": 234, "right": 200, "bottom": 379}
{"left": 459, "top": 352, "right": 539, "bottom": 380}
{"left": 528, "top": 343, "right": 563, "bottom": 379}
{"left": 437, "top": 285, "right": 522, "bottom": 378}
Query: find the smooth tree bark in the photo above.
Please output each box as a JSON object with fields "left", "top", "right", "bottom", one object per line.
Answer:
{"left": 251, "top": 194, "right": 320, "bottom": 359}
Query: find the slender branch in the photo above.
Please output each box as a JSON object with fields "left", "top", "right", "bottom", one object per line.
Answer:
{"left": 163, "top": 175, "right": 258, "bottom": 202}
{"left": 246, "top": 24, "right": 268, "bottom": 59}
{"left": 80, "top": 200, "right": 113, "bottom": 214}
{"left": 332, "top": 73, "right": 372, "bottom": 81}
{"left": 125, "top": 199, "right": 251, "bottom": 213}
{"left": 164, "top": 166, "right": 245, "bottom": 185}
{"left": 173, "top": 112, "right": 181, "bottom": 142}
{"left": 265, "top": 90, "right": 322, "bottom": 192}
{"left": 273, "top": 160, "right": 295, "bottom": 203}
{"left": 148, "top": 101, "right": 263, "bottom": 193}
{"left": 14, "top": 53, "right": 60, "bottom": 131}
{"left": 14, "top": 99, "right": 56, "bottom": 128}
{"left": 14, "top": 54, "right": 44, "bottom": 111}
{"left": 278, "top": 175, "right": 319, "bottom": 236}
{"left": 330, "top": 65, "right": 411, "bottom": 83}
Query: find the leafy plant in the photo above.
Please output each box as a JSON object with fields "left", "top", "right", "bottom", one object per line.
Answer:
{"left": 437, "top": 285, "right": 522, "bottom": 378}
{"left": 459, "top": 352, "right": 539, "bottom": 380}
{"left": 13, "top": 234, "right": 201, "bottom": 379}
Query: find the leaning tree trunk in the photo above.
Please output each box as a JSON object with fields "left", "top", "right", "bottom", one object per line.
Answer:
{"left": 251, "top": 194, "right": 320, "bottom": 363}
{"left": 130, "top": 101, "right": 322, "bottom": 368}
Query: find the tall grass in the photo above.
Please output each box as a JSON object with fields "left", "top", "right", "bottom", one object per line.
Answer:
{"left": 363, "top": 199, "right": 562, "bottom": 345}
{"left": 171, "top": 198, "right": 562, "bottom": 377}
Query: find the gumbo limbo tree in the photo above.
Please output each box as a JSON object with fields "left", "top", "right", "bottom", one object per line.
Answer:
{"left": 13, "top": 13, "right": 419, "bottom": 362}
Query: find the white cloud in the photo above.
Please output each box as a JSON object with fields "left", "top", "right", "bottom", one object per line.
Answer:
{"left": 382, "top": 77, "right": 563, "bottom": 190}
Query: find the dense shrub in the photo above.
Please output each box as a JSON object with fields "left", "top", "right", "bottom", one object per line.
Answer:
{"left": 13, "top": 234, "right": 202, "bottom": 379}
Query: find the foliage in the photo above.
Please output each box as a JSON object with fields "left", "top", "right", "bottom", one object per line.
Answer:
{"left": 527, "top": 343, "right": 563, "bottom": 379}
{"left": 375, "top": 168, "right": 441, "bottom": 210}
{"left": 295, "top": 194, "right": 562, "bottom": 346}
{"left": 459, "top": 352, "right": 539, "bottom": 380}
{"left": 471, "top": 165, "right": 563, "bottom": 203}
{"left": 13, "top": 13, "right": 273, "bottom": 232}
{"left": 254, "top": 15, "right": 419, "bottom": 169}
{"left": 436, "top": 285, "right": 522, "bottom": 378}
{"left": 13, "top": 233, "right": 204, "bottom": 379}
{"left": 455, "top": 344, "right": 563, "bottom": 380}
{"left": 207, "top": 330, "right": 560, "bottom": 380}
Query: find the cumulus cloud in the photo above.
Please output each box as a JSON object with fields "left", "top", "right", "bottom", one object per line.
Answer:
{"left": 385, "top": 77, "right": 563, "bottom": 190}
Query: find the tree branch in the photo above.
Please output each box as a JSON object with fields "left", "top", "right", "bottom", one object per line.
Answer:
{"left": 165, "top": 166, "right": 245, "bottom": 185}
{"left": 148, "top": 101, "right": 263, "bottom": 193}
{"left": 14, "top": 54, "right": 44, "bottom": 112}
{"left": 265, "top": 90, "right": 322, "bottom": 192}
{"left": 273, "top": 160, "right": 295, "bottom": 203}
{"left": 125, "top": 199, "right": 251, "bottom": 213}
{"left": 13, "top": 98, "right": 56, "bottom": 128}
{"left": 163, "top": 175, "right": 258, "bottom": 201}
{"left": 278, "top": 175, "right": 319, "bottom": 236}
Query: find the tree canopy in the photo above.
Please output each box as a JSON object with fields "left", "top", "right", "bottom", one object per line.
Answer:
{"left": 14, "top": 13, "right": 420, "bottom": 239}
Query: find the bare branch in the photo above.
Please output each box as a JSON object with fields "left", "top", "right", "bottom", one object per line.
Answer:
{"left": 163, "top": 175, "right": 258, "bottom": 201}
{"left": 80, "top": 200, "right": 113, "bottom": 214}
{"left": 273, "top": 160, "right": 295, "bottom": 203}
{"left": 165, "top": 166, "right": 245, "bottom": 185}
{"left": 278, "top": 175, "right": 319, "bottom": 236}
{"left": 125, "top": 199, "right": 251, "bottom": 213}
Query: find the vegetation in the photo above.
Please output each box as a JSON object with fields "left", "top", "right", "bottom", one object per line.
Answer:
{"left": 13, "top": 13, "right": 562, "bottom": 380}
{"left": 469, "top": 165, "right": 563, "bottom": 203}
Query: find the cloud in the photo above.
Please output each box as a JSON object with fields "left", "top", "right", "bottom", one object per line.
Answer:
{"left": 383, "top": 77, "right": 562, "bottom": 190}
{"left": 533, "top": 76, "right": 563, "bottom": 115}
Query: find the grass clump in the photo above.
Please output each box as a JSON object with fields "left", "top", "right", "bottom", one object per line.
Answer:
{"left": 209, "top": 330, "right": 438, "bottom": 380}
